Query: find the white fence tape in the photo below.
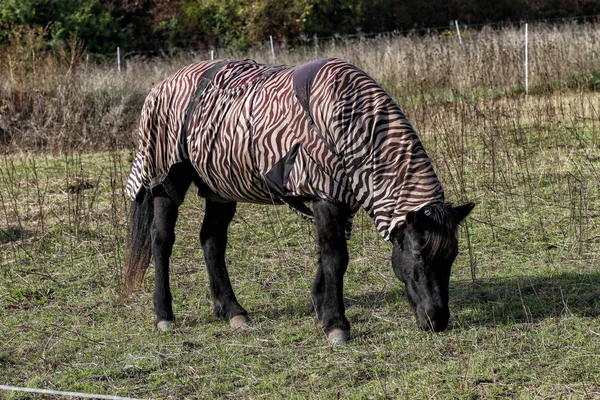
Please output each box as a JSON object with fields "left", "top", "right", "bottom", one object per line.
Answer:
{"left": 0, "top": 385, "right": 147, "bottom": 400}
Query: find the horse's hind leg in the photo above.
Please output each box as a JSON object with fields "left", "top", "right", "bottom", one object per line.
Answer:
{"left": 312, "top": 200, "right": 352, "bottom": 344}
{"left": 151, "top": 164, "right": 193, "bottom": 330}
{"left": 201, "top": 199, "right": 249, "bottom": 328}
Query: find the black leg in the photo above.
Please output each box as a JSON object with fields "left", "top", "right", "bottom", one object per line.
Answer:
{"left": 200, "top": 199, "right": 249, "bottom": 327}
{"left": 152, "top": 195, "right": 179, "bottom": 327}
{"left": 312, "top": 200, "right": 351, "bottom": 343}
{"left": 151, "top": 163, "right": 194, "bottom": 330}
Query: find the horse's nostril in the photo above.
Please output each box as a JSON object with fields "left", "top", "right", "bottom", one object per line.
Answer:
{"left": 430, "top": 318, "right": 448, "bottom": 332}
{"left": 417, "top": 307, "right": 449, "bottom": 332}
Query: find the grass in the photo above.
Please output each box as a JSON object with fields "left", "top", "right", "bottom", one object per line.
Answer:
{"left": 1, "top": 22, "right": 600, "bottom": 399}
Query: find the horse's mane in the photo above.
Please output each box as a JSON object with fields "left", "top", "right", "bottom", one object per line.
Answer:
{"left": 422, "top": 202, "right": 459, "bottom": 261}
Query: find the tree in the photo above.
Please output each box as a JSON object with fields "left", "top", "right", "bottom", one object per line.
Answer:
{"left": 0, "top": 0, "right": 129, "bottom": 53}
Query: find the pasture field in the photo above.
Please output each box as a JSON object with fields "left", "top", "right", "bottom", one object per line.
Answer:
{"left": 1, "top": 23, "right": 600, "bottom": 399}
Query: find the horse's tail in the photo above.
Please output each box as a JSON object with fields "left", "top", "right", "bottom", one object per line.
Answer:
{"left": 123, "top": 187, "right": 154, "bottom": 297}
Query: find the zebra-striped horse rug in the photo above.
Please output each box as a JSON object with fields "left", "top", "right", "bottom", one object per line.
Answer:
{"left": 126, "top": 58, "right": 444, "bottom": 240}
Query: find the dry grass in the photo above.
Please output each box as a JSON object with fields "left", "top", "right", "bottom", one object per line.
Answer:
{"left": 1, "top": 22, "right": 599, "bottom": 152}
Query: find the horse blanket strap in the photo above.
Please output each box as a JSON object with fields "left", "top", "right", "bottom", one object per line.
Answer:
{"left": 148, "top": 60, "right": 229, "bottom": 207}
{"left": 262, "top": 67, "right": 285, "bottom": 79}
{"left": 292, "top": 58, "right": 338, "bottom": 157}
{"left": 150, "top": 174, "right": 183, "bottom": 206}
{"left": 262, "top": 142, "right": 316, "bottom": 221}
{"left": 181, "top": 60, "right": 230, "bottom": 151}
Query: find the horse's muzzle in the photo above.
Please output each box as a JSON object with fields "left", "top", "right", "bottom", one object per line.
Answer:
{"left": 416, "top": 306, "right": 449, "bottom": 332}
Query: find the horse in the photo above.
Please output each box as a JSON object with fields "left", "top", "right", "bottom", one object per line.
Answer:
{"left": 123, "top": 58, "right": 475, "bottom": 344}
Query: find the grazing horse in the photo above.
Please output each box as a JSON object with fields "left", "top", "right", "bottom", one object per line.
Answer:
{"left": 124, "top": 58, "right": 474, "bottom": 344}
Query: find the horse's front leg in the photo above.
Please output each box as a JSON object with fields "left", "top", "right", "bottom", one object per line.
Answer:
{"left": 312, "top": 200, "right": 352, "bottom": 344}
{"left": 201, "top": 199, "right": 250, "bottom": 328}
{"left": 151, "top": 165, "right": 194, "bottom": 330}
{"left": 152, "top": 195, "right": 179, "bottom": 330}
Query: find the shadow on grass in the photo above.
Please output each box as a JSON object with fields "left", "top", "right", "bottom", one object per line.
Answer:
{"left": 449, "top": 272, "right": 600, "bottom": 328}
{"left": 255, "top": 272, "right": 600, "bottom": 330}
{"left": 175, "top": 272, "right": 600, "bottom": 334}
{"left": 0, "top": 226, "right": 33, "bottom": 244}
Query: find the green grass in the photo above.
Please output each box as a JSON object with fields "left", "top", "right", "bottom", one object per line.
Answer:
{"left": 1, "top": 89, "right": 600, "bottom": 398}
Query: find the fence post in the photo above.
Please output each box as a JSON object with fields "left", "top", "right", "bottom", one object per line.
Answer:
{"left": 270, "top": 35, "right": 275, "bottom": 63}
{"left": 455, "top": 20, "right": 463, "bottom": 44}
{"left": 117, "top": 47, "right": 121, "bottom": 73}
{"left": 524, "top": 23, "right": 529, "bottom": 95}
{"left": 211, "top": 50, "right": 214, "bottom": 60}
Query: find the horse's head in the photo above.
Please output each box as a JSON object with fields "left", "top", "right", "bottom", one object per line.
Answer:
{"left": 390, "top": 202, "right": 475, "bottom": 332}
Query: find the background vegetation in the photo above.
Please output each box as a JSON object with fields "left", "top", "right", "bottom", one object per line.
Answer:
{"left": 0, "top": 0, "right": 599, "bottom": 52}
{"left": 0, "top": 18, "right": 599, "bottom": 400}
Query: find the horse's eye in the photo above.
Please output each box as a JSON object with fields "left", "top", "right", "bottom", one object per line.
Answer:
{"left": 413, "top": 269, "right": 421, "bottom": 283}
{"left": 413, "top": 253, "right": 423, "bottom": 262}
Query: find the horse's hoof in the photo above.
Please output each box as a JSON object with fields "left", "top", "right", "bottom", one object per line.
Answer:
{"left": 328, "top": 329, "right": 352, "bottom": 345}
{"left": 157, "top": 320, "right": 175, "bottom": 331}
{"left": 229, "top": 314, "right": 251, "bottom": 329}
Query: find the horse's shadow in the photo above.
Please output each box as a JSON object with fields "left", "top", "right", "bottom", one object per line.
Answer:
{"left": 258, "top": 272, "right": 600, "bottom": 329}
{"left": 0, "top": 226, "right": 33, "bottom": 244}
{"left": 447, "top": 272, "right": 600, "bottom": 327}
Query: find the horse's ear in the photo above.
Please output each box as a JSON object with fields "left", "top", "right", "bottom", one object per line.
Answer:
{"left": 406, "top": 210, "right": 418, "bottom": 227}
{"left": 406, "top": 209, "right": 428, "bottom": 232}
{"left": 453, "top": 202, "right": 476, "bottom": 223}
